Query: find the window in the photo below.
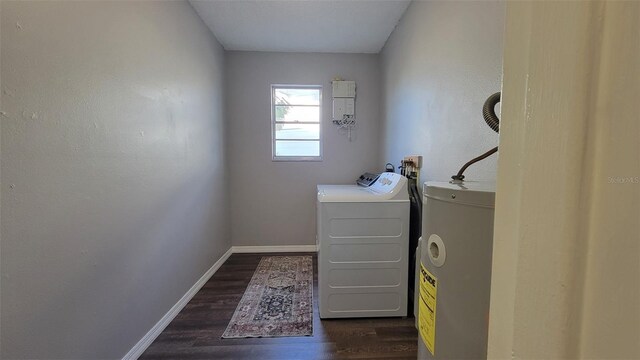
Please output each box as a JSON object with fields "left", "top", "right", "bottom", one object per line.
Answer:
{"left": 271, "top": 85, "right": 322, "bottom": 161}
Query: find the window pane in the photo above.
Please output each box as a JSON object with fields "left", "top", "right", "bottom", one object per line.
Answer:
{"left": 275, "top": 140, "right": 320, "bottom": 157}
{"left": 275, "top": 105, "right": 319, "bottom": 123}
{"left": 274, "top": 88, "right": 320, "bottom": 106}
{"left": 275, "top": 124, "right": 319, "bottom": 140}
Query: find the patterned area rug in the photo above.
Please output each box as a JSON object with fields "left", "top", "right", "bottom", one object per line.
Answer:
{"left": 222, "top": 255, "right": 313, "bottom": 338}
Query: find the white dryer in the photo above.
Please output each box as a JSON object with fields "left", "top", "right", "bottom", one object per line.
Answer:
{"left": 317, "top": 172, "right": 409, "bottom": 318}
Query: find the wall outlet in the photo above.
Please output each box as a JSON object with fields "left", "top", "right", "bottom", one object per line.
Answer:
{"left": 403, "top": 155, "right": 422, "bottom": 169}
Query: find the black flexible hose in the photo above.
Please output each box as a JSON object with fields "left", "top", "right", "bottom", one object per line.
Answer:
{"left": 483, "top": 92, "right": 501, "bottom": 133}
{"left": 451, "top": 92, "right": 501, "bottom": 181}
{"left": 452, "top": 146, "right": 498, "bottom": 181}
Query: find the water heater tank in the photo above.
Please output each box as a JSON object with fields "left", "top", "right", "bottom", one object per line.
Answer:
{"left": 417, "top": 181, "right": 495, "bottom": 360}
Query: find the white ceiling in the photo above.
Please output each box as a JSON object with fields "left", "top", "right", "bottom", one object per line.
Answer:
{"left": 189, "top": 0, "right": 411, "bottom": 53}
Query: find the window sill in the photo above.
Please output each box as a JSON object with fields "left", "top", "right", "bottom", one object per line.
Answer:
{"left": 272, "top": 156, "right": 323, "bottom": 162}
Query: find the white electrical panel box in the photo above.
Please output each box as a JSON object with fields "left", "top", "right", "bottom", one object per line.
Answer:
{"left": 333, "top": 98, "right": 355, "bottom": 119}
{"left": 332, "top": 81, "right": 356, "bottom": 98}
{"left": 332, "top": 80, "right": 356, "bottom": 121}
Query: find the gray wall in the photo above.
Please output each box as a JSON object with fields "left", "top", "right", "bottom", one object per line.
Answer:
{"left": 380, "top": 1, "right": 505, "bottom": 182}
{"left": 226, "top": 52, "right": 381, "bottom": 246}
{"left": 0, "top": 2, "right": 229, "bottom": 359}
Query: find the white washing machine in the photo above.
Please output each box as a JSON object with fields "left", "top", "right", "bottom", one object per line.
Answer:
{"left": 317, "top": 172, "right": 409, "bottom": 318}
{"left": 416, "top": 181, "right": 495, "bottom": 359}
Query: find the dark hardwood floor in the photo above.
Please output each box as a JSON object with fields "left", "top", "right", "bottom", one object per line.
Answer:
{"left": 140, "top": 253, "right": 418, "bottom": 359}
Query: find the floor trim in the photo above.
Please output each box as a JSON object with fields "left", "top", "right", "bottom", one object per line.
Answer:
{"left": 122, "top": 247, "right": 233, "bottom": 360}
{"left": 231, "top": 245, "right": 318, "bottom": 253}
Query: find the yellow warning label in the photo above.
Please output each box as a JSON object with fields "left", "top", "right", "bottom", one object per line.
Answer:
{"left": 419, "top": 262, "right": 437, "bottom": 356}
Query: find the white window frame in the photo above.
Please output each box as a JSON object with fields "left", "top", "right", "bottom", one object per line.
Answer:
{"left": 271, "top": 84, "right": 323, "bottom": 162}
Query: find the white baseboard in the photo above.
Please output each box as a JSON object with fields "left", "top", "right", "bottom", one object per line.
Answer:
{"left": 122, "top": 247, "right": 233, "bottom": 360}
{"left": 122, "top": 244, "right": 316, "bottom": 359}
{"left": 231, "top": 245, "right": 318, "bottom": 253}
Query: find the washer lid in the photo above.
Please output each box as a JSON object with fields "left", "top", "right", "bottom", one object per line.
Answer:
{"left": 318, "top": 173, "right": 408, "bottom": 202}
{"left": 423, "top": 181, "right": 495, "bottom": 208}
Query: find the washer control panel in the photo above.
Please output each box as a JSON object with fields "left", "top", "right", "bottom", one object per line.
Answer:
{"left": 369, "top": 172, "right": 404, "bottom": 194}
{"left": 356, "top": 172, "right": 380, "bottom": 187}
